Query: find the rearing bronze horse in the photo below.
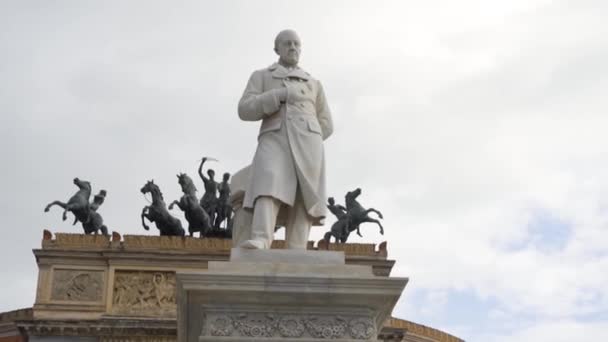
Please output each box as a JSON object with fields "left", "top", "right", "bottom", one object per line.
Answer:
{"left": 169, "top": 173, "right": 212, "bottom": 237}
{"left": 44, "top": 178, "right": 109, "bottom": 235}
{"left": 140, "top": 180, "right": 185, "bottom": 236}
{"left": 323, "top": 188, "right": 384, "bottom": 244}
{"left": 345, "top": 188, "right": 384, "bottom": 236}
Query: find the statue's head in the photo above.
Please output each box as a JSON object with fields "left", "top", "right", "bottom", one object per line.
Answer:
{"left": 141, "top": 180, "right": 158, "bottom": 195}
{"left": 207, "top": 169, "right": 215, "bottom": 179}
{"left": 222, "top": 172, "right": 230, "bottom": 182}
{"left": 274, "top": 29, "right": 301, "bottom": 67}
{"left": 345, "top": 188, "right": 362, "bottom": 202}
{"left": 73, "top": 177, "right": 91, "bottom": 192}
{"left": 328, "top": 197, "right": 335, "bottom": 205}
{"left": 177, "top": 173, "right": 197, "bottom": 194}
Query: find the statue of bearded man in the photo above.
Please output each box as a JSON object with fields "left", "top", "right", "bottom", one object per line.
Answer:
{"left": 235, "top": 29, "right": 333, "bottom": 250}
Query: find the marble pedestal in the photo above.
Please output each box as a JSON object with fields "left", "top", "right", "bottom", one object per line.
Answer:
{"left": 177, "top": 249, "right": 408, "bottom": 342}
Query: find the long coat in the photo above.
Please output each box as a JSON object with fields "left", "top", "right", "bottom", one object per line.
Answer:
{"left": 238, "top": 62, "right": 333, "bottom": 223}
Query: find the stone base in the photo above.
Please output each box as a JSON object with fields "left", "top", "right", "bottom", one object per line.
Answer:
{"left": 177, "top": 249, "right": 407, "bottom": 342}
{"left": 230, "top": 248, "right": 345, "bottom": 265}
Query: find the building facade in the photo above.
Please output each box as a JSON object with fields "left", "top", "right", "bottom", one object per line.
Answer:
{"left": 0, "top": 232, "right": 463, "bottom": 342}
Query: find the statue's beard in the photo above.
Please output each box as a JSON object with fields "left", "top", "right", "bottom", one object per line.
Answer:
{"left": 281, "top": 54, "right": 299, "bottom": 67}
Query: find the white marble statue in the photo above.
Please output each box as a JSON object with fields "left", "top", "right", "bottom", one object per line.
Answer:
{"left": 235, "top": 29, "right": 333, "bottom": 250}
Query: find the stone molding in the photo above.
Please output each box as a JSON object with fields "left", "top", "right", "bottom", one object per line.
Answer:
{"left": 4, "top": 308, "right": 463, "bottom": 342}
{"left": 17, "top": 318, "right": 175, "bottom": 337}
{"left": 122, "top": 236, "right": 232, "bottom": 252}
{"left": 101, "top": 338, "right": 176, "bottom": 342}
{"left": 42, "top": 233, "right": 110, "bottom": 249}
{"left": 385, "top": 318, "right": 464, "bottom": 342}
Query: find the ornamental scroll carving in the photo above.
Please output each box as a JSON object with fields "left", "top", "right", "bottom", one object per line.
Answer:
{"left": 51, "top": 269, "right": 104, "bottom": 302}
{"left": 111, "top": 271, "right": 176, "bottom": 317}
{"left": 204, "top": 313, "right": 375, "bottom": 340}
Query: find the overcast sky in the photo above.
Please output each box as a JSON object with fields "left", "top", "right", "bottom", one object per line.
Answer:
{"left": 2, "top": 1, "right": 608, "bottom": 341}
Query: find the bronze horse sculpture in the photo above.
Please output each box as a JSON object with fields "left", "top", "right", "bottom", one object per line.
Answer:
{"left": 141, "top": 180, "right": 185, "bottom": 236}
{"left": 323, "top": 188, "right": 384, "bottom": 244}
{"left": 168, "top": 173, "right": 212, "bottom": 237}
{"left": 44, "top": 177, "right": 109, "bottom": 235}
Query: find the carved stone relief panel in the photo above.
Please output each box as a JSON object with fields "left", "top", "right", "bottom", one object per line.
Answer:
{"left": 50, "top": 269, "right": 104, "bottom": 302}
{"left": 202, "top": 312, "right": 376, "bottom": 340}
{"left": 111, "top": 271, "right": 176, "bottom": 317}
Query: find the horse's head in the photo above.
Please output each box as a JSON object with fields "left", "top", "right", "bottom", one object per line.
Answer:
{"left": 177, "top": 173, "right": 197, "bottom": 194}
{"left": 141, "top": 180, "right": 159, "bottom": 195}
{"left": 345, "top": 188, "right": 362, "bottom": 203}
{"left": 73, "top": 178, "right": 91, "bottom": 192}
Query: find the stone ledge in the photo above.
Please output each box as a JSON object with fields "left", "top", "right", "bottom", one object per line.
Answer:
{"left": 40, "top": 231, "right": 389, "bottom": 257}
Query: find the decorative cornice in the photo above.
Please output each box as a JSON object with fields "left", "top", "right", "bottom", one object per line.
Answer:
{"left": 3, "top": 309, "right": 464, "bottom": 342}
{"left": 16, "top": 318, "right": 176, "bottom": 337}
{"left": 0, "top": 308, "right": 32, "bottom": 322}
{"left": 40, "top": 231, "right": 389, "bottom": 258}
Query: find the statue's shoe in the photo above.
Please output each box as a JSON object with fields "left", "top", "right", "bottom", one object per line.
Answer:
{"left": 238, "top": 239, "right": 266, "bottom": 249}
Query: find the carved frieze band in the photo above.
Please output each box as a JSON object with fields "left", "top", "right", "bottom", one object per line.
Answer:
{"left": 111, "top": 271, "right": 176, "bottom": 317}
{"left": 203, "top": 313, "right": 376, "bottom": 340}
{"left": 101, "top": 338, "right": 176, "bottom": 342}
{"left": 51, "top": 269, "right": 104, "bottom": 302}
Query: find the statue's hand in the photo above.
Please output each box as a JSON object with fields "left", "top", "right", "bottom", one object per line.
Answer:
{"left": 276, "top": 88, "right": 288, "bottom": 103}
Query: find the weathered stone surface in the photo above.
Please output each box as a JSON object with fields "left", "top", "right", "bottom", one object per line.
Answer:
{"left": 101, "top": 338, "right": 176, "bottom": 342}
{"left": 122, "top": 235, "right": 232, "bottom": 252}
{"left": 177, "top": 250, "right": 408, "bottom": 342}
{"left": 230, "top": 248, "right": 345, "bottom": 265}
{"left": 50, "top": 269, "right": 104, "bottom": 302}
{"left": 43, "top": 233, "right": 110, "bottom": 249}
{"left": 202, "top": 312, "right": 376, "bottom": 340}
{"left": 27, "top": 234, "right": 406, "bottom": 340}
{"left": 111, "top": 271, "right": 176, "bottom": 317}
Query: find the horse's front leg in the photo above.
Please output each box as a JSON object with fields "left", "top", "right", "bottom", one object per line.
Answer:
{"left": 44, "top": 201, "right": 71, "bottom": 221}
{"left": 168, "top": 200, "right": 180, "bottom": 211}
{"left": 45, "top": 200, "right": 69, "bottom": 218}
{"left": 141, "top": 206, "right": 151, "bottom": 230}
{"left": 44, "top": 201, "right": 68, "bottom": 212}
{"left": 365, "top": 208, "right": 384, "bottom": 219}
